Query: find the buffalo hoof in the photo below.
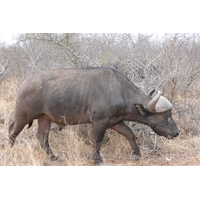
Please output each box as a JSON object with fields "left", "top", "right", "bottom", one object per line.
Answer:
{"left": 92, "top": 157, "right": 104, "bottom": 166}
{"left": 132, "top": 152, "right": 141, "bottom": 161}
{"left": 133, "top": 154, "right": 141, "bottom": 161}
{"left": 92, "top": 154, "right": 104, "bottom": 166}
{"left": 94, "top": 161, "right": 104, "bottom": 166}
{"left": 9, "top": 137, "right": 15, "bottom": 147}
{"left": 50, "top": 154, "right": 59, "bottom": 162}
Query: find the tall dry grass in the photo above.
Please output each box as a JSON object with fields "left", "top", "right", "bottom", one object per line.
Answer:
{"left": 0, "top": 78, "right": 200, "bottom": 166}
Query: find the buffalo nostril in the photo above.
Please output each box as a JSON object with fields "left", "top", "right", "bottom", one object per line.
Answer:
{"left": 176, "top": 132, "right": 179, "bottom": 136}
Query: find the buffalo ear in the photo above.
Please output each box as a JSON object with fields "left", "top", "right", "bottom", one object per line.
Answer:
{"left": 135, "top": 104, "right": 148, "bottom": 116}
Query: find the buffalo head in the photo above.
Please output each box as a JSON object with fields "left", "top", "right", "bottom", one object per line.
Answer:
{"left": 135, "top": 90, "right": 179, "bottom": 139}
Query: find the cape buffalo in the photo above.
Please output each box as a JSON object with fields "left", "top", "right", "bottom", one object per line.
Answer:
{"left": 9, "top": 67, "right": 179, "bottom": 165}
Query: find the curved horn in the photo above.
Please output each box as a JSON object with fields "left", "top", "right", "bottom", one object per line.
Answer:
{"left": 147, "top": 90, "right": 173, "bottom": 113}
{"left": 154, "top": 96, "right": 172, "bottom": 113}
{"left": 147, "top": 90, "right": 161, "bottom": 113}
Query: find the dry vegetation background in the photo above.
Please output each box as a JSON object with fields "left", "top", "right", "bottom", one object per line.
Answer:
{"left": 0, "top": 33, "right": 200, "bottom": 166}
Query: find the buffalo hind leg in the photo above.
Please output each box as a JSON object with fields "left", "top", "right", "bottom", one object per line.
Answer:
{"left": 37, "top": 117, "right": 57, "bottom": 161}
{"left": 9, "top": 121, "right": 27, "bottom": 147}
{"left": 91, "top": 122, "right": 107, "bottom": 165}
{"left": 111, "top": 122, "right": 141, "bottom": 161}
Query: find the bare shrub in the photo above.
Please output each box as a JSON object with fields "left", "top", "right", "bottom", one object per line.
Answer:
{"left": 1, "top": 33, "right": 200, "bottom": 165}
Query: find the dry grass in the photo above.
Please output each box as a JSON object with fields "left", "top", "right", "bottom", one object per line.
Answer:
{"left": 0, "top": 78, "right": 200, "bottom": 166}
{"left": 1, "top": 122, "right": 200, "bottom": 166}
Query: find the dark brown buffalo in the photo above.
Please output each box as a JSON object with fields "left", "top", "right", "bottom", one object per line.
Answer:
{"left": 9, "top": 67, "right": 179, "bottom": 165}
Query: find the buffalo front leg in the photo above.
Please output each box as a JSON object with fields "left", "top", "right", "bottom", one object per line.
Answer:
{"left": 111, "top": 122, "right": 141, "bottom": 161}
{"left": 37, "top": 117, "right": 57, "bottom": 161}
{"left": 91, "top": 122, "right": 107, "bottom": 165}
